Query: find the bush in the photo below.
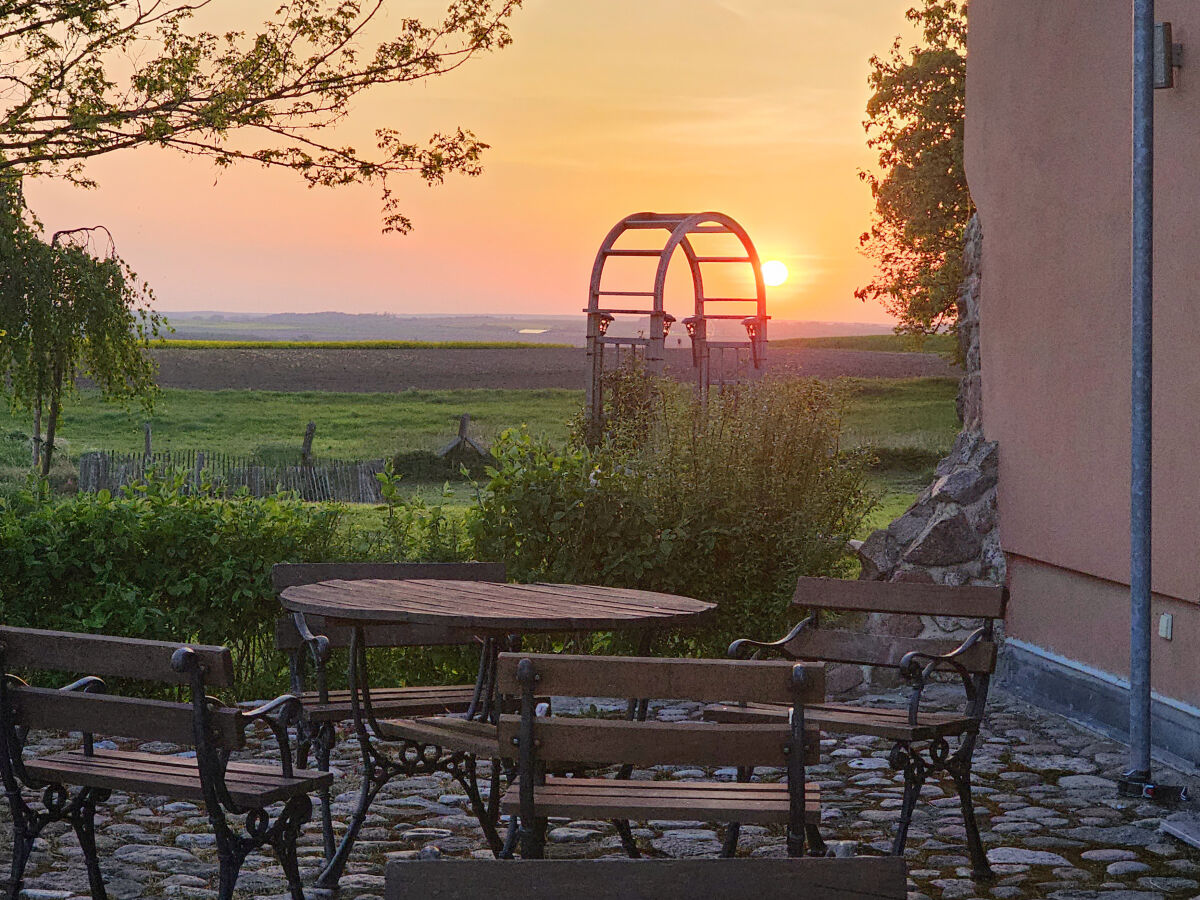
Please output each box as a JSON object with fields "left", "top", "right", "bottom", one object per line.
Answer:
{"left": 0, "top": 474, "right": 346, "bottom": 696}
{"left": 471, "top": 377, "right": 877, "bottom": 654}
{"left": 0, "top": 470, "right": 484, "bottom": 698}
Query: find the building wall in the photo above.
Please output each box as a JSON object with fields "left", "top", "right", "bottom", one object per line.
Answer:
{"left": 966, "top": 1, "right": 1200, "bottom": 735}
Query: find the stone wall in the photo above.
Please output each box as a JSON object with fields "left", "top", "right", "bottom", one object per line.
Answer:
{"left": 845, "top": 215, "right": 1004, "bottom": 689}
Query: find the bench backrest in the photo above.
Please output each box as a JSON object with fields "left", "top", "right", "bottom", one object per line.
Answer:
{"left": 0, "top": 625, "right": 235, "bottom": 686}
{"left": 273, "top": 561, "right": 505, "bottom": 651}
{"left": 385, "top": 858, "right": 908, "bottom": 900}
{"left": 787, "top": 577, "right": 1007, "bottom": 674}
{"left": 0, "top": 626, "right": 243, "bottom": 749}
{"left": 495, "top": 653, "right": 823, "bottom": 768}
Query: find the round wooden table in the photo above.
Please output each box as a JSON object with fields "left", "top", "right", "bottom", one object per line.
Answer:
{"left": 279, "top": 578, "right": 715, "bottom": 633}
{"left": 279, "top": 579, "right": 714, "bottom": 885}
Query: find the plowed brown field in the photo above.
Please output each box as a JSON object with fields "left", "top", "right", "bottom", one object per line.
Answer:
{"left": 152, "top": 346, "right": 960, "bottom": 392}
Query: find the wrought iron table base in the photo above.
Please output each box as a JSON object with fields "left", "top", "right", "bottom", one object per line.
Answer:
{"left": 314, "top": 626, "right": 512, "bottom": 889}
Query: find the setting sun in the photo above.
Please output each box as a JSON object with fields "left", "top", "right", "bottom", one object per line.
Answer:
{"left": 762, "top": 260, "right": 789, "bottom": 287}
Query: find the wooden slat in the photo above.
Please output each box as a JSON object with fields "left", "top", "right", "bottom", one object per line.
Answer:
{"left": 9, "top": 687, "right": 245, "bottom": 749}
{"left": 385, "top": 858, "right": 908, "bottom": 900}
{"left": 280, "top": 581, "right": 714, "bottom": 631}
{"left": 781, "top": 629, "right": 997, "bottom": 674}
{"left": 299, "top": 685, "right": 476, "bottom": 722}
{"left": 0, "top": 627, "right": 234, "bottom": 687}
{"left": 270, "top": 561, "right": 505, "bottom": 592}
{"left": 495, "top": 654, "right": 824, "bottom": 704}
{"left": 376, "top": 716, "right": 500, "bottom": 757}
{"left": 702, "top": 702, "right": 978, "bottom": 741}
{"left": 498, "top": 778, "right": 819, "bottom": 825}
{"left": 25, "top": 749, "right": 330, "bottom": 808}
{"left": 793, "top": 577, "right": 1007, "bottom": 619}
{"left": 497, "top": 716, "right": 818, "bottom": 768}
{"left": 274, "top": 616, "right": 478, "bottom": 651}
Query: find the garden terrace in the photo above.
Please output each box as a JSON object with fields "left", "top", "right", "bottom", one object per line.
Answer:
{"left": 4, "top": 682, "right": 1200, "bottom": 899}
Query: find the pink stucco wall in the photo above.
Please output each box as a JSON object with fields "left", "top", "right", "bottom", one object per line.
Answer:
{"left": 966, "top": 2, "right": 1200, "bottom": 705}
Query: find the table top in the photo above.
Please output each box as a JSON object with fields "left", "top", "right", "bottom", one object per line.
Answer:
{"left": 279, "top": 579, "right": 715, "bottom": 632}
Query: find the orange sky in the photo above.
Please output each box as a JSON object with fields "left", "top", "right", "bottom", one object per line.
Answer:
{"left": 26, "top": 0, "right": 915, "bottom": 324}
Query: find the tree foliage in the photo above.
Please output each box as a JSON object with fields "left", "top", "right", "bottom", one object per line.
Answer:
{"left": 0, "top": 0, "right": 522, "bottom": 232}
{"left": 0, "top": 185, "right": 163, "bottom": 475}
{"left": 857, "top": 0, "right": 970, "bottom": 336}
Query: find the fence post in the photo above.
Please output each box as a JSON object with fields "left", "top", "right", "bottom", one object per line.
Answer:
{"left": 302, "top": 422, "right": 316, "bottom": 465}
{"left": 143, "top": 422, "right": 152, "bottom": 458}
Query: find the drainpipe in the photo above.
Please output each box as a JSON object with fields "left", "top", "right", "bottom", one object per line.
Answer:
{"left": 1126, "top": 0, "right": 1154, "bottom": 788}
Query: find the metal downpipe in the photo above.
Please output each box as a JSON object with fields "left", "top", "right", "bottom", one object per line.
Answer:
{"left": 1128, "top": 0, "right": 1154, "bottom": 783}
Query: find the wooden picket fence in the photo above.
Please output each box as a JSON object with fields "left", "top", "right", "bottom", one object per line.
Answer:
{"left": 77, "top": 450, "right": 387, "bottom": 503}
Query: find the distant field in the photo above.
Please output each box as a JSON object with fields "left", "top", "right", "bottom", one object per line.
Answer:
{"left": 777, "top": 333, "right": 957, "bottom": 355}
{"left": 161, "top": 339, "right": 572, "bottom": 350}
{"left": 2, "top": 377, "right": 958, "bottom": 467}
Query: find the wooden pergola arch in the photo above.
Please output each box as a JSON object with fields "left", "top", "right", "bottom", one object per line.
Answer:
{"left": 585, "top": 211, "right": 769, "bottom": 436}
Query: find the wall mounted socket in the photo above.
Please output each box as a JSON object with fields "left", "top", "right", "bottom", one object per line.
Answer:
{"left": 1159, "top": 612, "right": 1174, "bottom": 641}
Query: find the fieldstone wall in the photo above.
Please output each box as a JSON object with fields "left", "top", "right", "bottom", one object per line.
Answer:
{"left": 845, "top": 215, "right": 1004, "bottom": 690}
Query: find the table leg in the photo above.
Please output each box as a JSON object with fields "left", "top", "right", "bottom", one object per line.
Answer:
{"left": 317, "top": 626, "right": 514, "bottom": 887}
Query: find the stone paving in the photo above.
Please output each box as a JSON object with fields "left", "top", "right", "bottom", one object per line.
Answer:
{"left": 6, "top": 683, "right": 1200, "bottom": 900}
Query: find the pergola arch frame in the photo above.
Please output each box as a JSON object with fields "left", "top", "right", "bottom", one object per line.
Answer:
{"left": 585, "top": 211, "right": 770, "bottom": 440}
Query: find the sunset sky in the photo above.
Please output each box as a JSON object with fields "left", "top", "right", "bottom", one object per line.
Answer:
{"left": 26, "top": 0, "right": 916, "bottom": 325}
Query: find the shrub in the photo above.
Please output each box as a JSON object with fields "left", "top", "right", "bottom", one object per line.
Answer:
{"left": 471, "top": 377, "right": 877, "bottom": 654}
{"left": 0, "top": 470, "right": 485, "bottom": 698}
{"left": 0, "top": 474, "right": 345, "bottom": 696}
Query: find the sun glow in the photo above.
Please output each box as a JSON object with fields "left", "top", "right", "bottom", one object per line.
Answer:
{"left": 762, "top": 260, "right": 789, "bottom": 287}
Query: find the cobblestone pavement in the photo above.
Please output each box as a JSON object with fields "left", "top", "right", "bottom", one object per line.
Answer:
{"left": 5, "top": 684, "right": 1200, "bottom": 899}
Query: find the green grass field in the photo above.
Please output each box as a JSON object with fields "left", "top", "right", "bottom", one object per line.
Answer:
{"left": 775, "top": 333, "right": 957, "bottom": 355}
{"left": 159, "top": 339, "right": 573, "bottom": 350}
{"left": 1, "top": 388, "right": 581, "bottom": 460}
{"left": 0, "top": 378, "right": 959, "bottom": 521}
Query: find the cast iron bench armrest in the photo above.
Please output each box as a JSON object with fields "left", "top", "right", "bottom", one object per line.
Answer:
{"left": 242, "top": 693, "right": 303, "bottom": 778}
{"left": 727, "top": 616, "right": 814, "bottom": 660}
{"left": 897, "top": 627, "right": 986, "bottom": 726}
{"left": 292, "top": 613, "right": 332, "bottom": 667}
{"left": 59, "top": 676, "right": 106, "bottom": 694}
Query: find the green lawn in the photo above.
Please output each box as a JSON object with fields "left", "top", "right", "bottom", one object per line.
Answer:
{"left": 836, "top": 377, "right": 960, "bottom": 471}
{"left": 1, "top": 388, "right": 581, "bottom": 461}
{"left": 1, "top": 378, "right": 959, "bottom": 518}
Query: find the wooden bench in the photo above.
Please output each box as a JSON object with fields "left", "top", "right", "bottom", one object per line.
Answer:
{"left": 705, "top": 577, "right": 1007, "bottom": 879}
{"left": 494, "top": 653, "right": 824, "bottom": 859}
{"left": 273, "top": 560, "right": 504, "bottom": 859}
{"left": 385, "top": 857, "right": 908, "bottom": 900}
{"left": 0, "top": 626, "right": 331, "bottom": 900}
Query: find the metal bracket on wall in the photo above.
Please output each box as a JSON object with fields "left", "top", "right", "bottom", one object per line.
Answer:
{"left": 1155, "top": 22, "right": 1183, "bottom": 89}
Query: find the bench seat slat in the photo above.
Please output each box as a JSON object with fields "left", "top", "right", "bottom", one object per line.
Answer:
{"left": 24, "top": 749, "right": 331, "bottom": 808}
{"left": 299, "top": 685, "right": 476, "bottom": 722}
{"left": 498, "top": 776, "right": 820, "bottom": 825}
{"left": 703, "top": 701, "right": 977, "bottom": 741}
{"left": 792, "top": 577, "right": 1007, "bottom": 619}
{"left": 384, "top": 858, "right": 909, "bottom": 900}
{"left": 376, "top": 716, "right": 500, "bottom": 757}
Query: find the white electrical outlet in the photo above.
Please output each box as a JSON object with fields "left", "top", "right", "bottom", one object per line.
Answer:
{"left": 1159, "top": 613, "right": 1173, "bottom": 640}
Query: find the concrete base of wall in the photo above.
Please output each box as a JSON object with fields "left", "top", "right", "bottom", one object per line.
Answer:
{"left": 1000, "top": 638, "right": 1200, "bottom": 775}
